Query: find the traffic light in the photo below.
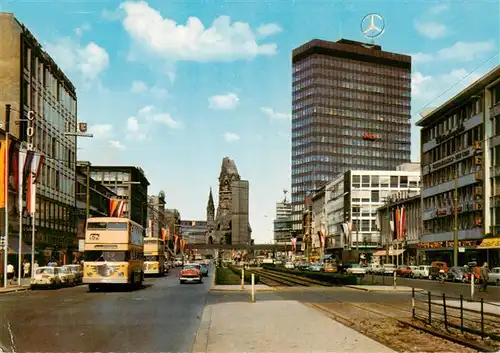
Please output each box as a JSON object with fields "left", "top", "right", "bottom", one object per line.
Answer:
{"left": 0, "top": 236, "right": 5, "bottom": 248}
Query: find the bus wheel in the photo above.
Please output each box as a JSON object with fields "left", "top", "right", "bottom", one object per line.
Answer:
{"left": 88, "top": 284, "right": 98, "bottom": 292}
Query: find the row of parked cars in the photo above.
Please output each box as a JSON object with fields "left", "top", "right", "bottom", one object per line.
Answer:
{"left": 30, "top": 264, "right": 83, "bottom": 289}
{"left": 347, "top": 262, "right": 500, "bottom": 285}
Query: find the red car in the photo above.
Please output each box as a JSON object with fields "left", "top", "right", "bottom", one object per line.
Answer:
{"left": 179, "top": 264, "right": 203, "bottom": 284}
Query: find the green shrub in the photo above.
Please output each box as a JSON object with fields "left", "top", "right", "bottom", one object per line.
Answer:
{"left": 215, "top": 267, "right": 241, "bottom": 285}
{"left": 228, "top": 265, "right": 260, "bottom": 284}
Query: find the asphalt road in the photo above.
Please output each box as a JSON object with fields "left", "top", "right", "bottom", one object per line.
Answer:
{"left": 0, "top": 268, "right": 211, "bottom": 353}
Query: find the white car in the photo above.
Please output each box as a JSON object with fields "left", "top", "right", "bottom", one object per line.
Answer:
{"left": 488, "top": 267, "right": 500, "bottom": 285}
{"left": 383, "top": 264, "right": 396, "bottom": 275}
{"left": 346, "top": 264, "right": 367, "bottom": 276}
{"left": 30, "top": 267, "right": 62, "bottom": 289}
{"left": 412, "top": 265, "right": 431, "bottom": 279}
{"left": 284, "top": 262, "right": 295, "bottom": 269}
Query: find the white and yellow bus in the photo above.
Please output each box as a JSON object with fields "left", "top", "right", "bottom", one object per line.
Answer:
{"left": 143, "top": 237, "right": 166, "bottom": 276}
{"left": 83, "top": 217, "right": 144, "bottom": 291}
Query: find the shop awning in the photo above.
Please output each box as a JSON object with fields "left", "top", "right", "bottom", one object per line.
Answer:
{"left": 478, "top": 237, "right": 500, "bottom": 249}
{"left": 7, "top": 236, "right": 35, "bottom": 255}
{"left": 373, "top": 249, "right": 405, "bottom": 256}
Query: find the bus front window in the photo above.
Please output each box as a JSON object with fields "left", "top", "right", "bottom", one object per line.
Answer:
{"left": 145, "top": 256, "right": 159, "bottom": 261}
{"left": 84, "top": 251, "right": 128, "bottom": 262}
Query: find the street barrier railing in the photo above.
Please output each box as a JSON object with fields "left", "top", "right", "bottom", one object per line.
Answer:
{"left": 411, "top": 288, "right": 500, "bottom": 341}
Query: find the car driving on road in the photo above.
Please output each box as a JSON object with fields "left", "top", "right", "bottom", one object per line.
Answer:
{"left": 179, "top": 264, "right": 203, "bottom": 284}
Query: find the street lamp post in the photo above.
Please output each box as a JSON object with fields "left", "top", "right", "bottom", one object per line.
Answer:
{"left": 2, "top": 105, "right": 10, "bottom": 288}
{"left": 453, "top": 166, "right": 459, "bottom": 267}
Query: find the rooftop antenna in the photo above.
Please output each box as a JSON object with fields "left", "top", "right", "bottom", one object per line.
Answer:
{"left": 283, "top": 189, "right": 288, "bottom": 203}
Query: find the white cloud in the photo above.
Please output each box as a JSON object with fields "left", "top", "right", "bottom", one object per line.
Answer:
{"left": 120, "top": 1, "right": 277, "bottom": 62}
{"left": 130, "top": 81, "right": 169, "bottom": 99}
{"left": 109, "top": 140, "right": 126, "bottom": 149}
{"left": 126, "top": 116, "right": 146, "bottom": 140}
{"left": 412, "top": 69, "right": 483, "bottom": 110}
{"left": 429, "top": 3, "right": 449, "bottom": 15}
{"left": 130, "top": 80, "right": 148, "bottom": 93}
{"left": 126, "top": 105, "right": 183, "bottom": 139}
{"left": 44, "top": 38, "right": 109, "bottom": 84}
{"left": 257, "top": 23, "right": 282, "bottom": 37}
{"left": 414, "top": 20, "right": 448, "bottom": 39}
{"left": 75, "top": 23, "right": 91, "bottom": 37}
{"left": 224, "top": 132, "right": 240, "bottom": 142}
{"left": 209, "top": 93, "right": 240, "bottom": 110}
{"left": 260, "top": 107, "right": 291, "bottom": 120}
{"left": 153, "top": 113, "right": 184, "bottom": 129}
{"left": 411, "top": 40, "right": 495, "bottom": 63}
{"left": 89, "top": 124, "right": 113, "bottom": 138}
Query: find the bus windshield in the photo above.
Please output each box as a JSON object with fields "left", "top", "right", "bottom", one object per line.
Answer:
{"left": 84, "top": 251, "right": 128, "bottom": 262}
{"left": 87, "top": 222, "right": 127, "bottom": 231}
{"left": 145, "top": 255, "right": 160, "bottom": 261}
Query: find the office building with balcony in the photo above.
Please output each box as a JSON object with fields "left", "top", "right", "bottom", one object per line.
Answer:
{"left": 418, "top": 66, "right": 500, "bottom": 267}
{"left": 0, "top": 13, "right": 78, "bottom": 265}
{"left": 273, "top": 200, "right": 292, "bottom": 244}
{"left": 324, "top": 166, "right": 420, "bottom": 259}
{"left": 89, "top": 166, "right": 149, "bottom": 229}
{"left": 291, "top": 38, "right": 412, "bottom": 234}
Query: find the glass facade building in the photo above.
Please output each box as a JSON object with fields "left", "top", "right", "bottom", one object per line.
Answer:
{"left": 291, "top": 39, "right": 412, "bottom": 232}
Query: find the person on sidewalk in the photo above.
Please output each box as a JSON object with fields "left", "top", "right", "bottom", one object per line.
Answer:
{"left": 7, "top": 263, "right": 15, "bottom": 284}
{"left": 23, "top": 261, "right": 30, "bottom": 278}
{"left": 479, "top": 262, "right": 490, "bottom": 292}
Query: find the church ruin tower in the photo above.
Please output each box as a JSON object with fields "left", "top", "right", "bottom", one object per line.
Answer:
{"left": 206, "top": 187, "right": 215, "bottom": 224}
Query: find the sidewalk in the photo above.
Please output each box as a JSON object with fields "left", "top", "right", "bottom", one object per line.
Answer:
{"left": 192, "top": 300, "right": 394, "bottom": 353}
{"left": 0, "top": 278, "right": 30, "bottom": 294}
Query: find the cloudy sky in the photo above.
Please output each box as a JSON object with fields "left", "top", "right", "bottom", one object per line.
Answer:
{"left": 2, "top": 0, "right": 498, "bottom": 243}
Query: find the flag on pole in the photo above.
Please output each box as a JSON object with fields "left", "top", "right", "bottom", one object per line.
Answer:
{"left": 18, "top": 150, "right": 27, "bottom": 214}
{"left": 0, "top": 139, "right": 8, "bottom": 207}
{"left": 26, "top": 153, "right": 44, "bottom": 215}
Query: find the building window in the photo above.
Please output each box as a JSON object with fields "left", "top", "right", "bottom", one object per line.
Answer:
{"left": 371, "top": 175, "right": 379, "bottom": 187}
{"left": 371, "top": 190, "right": 380, "bottom": 202}
{"left": 390, "top": 176, "right": 398, "bottom": 188}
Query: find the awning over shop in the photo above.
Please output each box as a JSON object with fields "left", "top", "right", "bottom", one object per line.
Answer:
{"left": 7, "top": 236, "right": 35, "bottom": 255}
{"left": 373, "top": 249, "right": 405, "bottom": 256}
{"left": 478, "top": 237, "right": 500, "bottom": 249}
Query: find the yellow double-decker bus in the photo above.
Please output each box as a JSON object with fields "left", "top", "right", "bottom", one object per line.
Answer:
{"left": 83, "top": 217, "right": 144, "bottom": 291}
{"left": 143, "top": 237, "right": 166, "bottom": 276}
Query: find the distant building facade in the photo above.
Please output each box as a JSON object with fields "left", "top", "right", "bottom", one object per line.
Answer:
{"left": 324, "top": 168, "right": 420, "bottom": 255}
{"left": 274, "top": 200, "right": 292, "bottom": 244}
{"left": 89, "top": 166, "right": 150, "bottom": 229}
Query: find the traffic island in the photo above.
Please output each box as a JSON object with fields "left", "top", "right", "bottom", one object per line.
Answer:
{"left": 0, "top": 285, "right": 29, "bottom": 294}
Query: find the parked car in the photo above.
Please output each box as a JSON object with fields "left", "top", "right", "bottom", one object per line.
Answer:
{"left": 309, "top": 263, "right": 323, "bottom": 272}
{"left": 429, "top": 261, "right": 449, "bottom": 280}
{"left": 383, "top": 264, "right": 396, "bottom": 276}
{"left": 412, "top": 265, "right": 431, "bottom": 279}
{"left": 447, "top": 266, "right": 466, "bottom": 282}
{"left": 488, "top": 267, "right": 500, "bottom": 285}
{"left": 346, "top": 264, "right": 366, "bottom": 276}
{"left": 57, "top": 267, "right": 76, "bottom": 286}
{"left": 179, "top": 264, "right": 203, "bottom": 284}
{"left": 284, "top": 262, "right": 295, "bottom": 270}
{"left": 30, "top": 267, "right": 62, "bottom": 289}
{"left": 63, "top": 264, "right": 83, "bottom": 283}
{"left": 396, "top": 266, "right": 413, "bottom": 277}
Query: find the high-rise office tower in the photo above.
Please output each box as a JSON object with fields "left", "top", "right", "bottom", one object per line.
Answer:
{"left": 291, "top": 39, "right": 412, "bottom": 232}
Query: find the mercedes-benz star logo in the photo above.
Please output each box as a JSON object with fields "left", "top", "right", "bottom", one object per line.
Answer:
{"left": 361, "top": 13, "right": 385, "bottom": 39}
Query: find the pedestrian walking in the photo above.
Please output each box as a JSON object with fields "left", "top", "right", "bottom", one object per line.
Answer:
{"left": 479, "top": 262, "right": 490, "bottom": 292}
{"left": 7, "top": 263, "right": 15, "bottom": 284}
{"left": 23, "top": 261, "right": 30, "bottom": 278}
